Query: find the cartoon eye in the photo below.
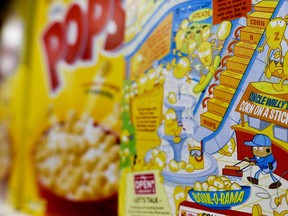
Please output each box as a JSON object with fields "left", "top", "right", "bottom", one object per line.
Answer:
{"left": 253, "top": 147, "right": 257, "bottom": 151}
{"left": 259, "top": 147, "right": 263, "bottom": 152}
{"left": 205, "top": 50, "right": 210, "bottom": 55}
{"left": 279, "top": 21, "right": 285, "bottom": 27}
{"left": 270, "top": 21, "right": 277, "bottom": 28}
{"left": 199, "top": 52, "right": 204, "bottom": 58}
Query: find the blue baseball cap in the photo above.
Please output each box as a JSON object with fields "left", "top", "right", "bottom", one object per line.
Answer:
{"left": 244, "top": 134, "right": 271, "bottom": 147}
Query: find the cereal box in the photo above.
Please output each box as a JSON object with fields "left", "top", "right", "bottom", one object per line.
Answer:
{"left": 0, "top": 1, "right": 33, "bottom": 208}
{"left": 120, "top": 0, "right": 288, "bottom": 215}
{"left": 20, "top": 0, "right": 125, "bottom": 215}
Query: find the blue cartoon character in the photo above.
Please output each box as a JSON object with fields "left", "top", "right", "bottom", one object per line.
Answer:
{"left": 244, "top": 134, "right": 281, "bottom": 189}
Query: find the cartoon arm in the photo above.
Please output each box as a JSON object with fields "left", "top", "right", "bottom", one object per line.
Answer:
{"left": 212, "top": 46, "right": 223, "bottom": 52}
{"left": 244, "top": 157, "right": 256, "bottom": 165}
{"left": 258, "top": 37, "right": 269, "bottom": 52}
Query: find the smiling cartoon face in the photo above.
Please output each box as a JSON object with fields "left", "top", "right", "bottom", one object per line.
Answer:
{"left": 198, "top": 42, "right": 213, "bottom": 66}
{"left": 266, "top": 17, "right": 287, "bottom": 49}
{"left": 188, "top": 144, "right": 204, "bottom": 170}
{"left": 164, "top": 108, "right": 181, "bottom": 136}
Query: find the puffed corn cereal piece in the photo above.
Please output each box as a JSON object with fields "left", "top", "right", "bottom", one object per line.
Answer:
{"left": 185, "top": 163, "right": 194, "bottom": 172}
{"left": 208, "top": 185, "right": 218, "bottom": 191}
{"left": 213, "top": 177, "right": 224, "bottom": 189}
{"left": 194, "top": 182, "right": 202, "bottom": 191}
{"left": 178, "top": 161, "right": 187, "bottom": 170}
{"left": 230, "top": 182, "right": 241, "bottom": 190}
{"left": 202, "top": 182, "right": 209, "bottom": 191}
{"left": 224, "top": 180, "right": 232, "bottom": 190}
{"left": 169, "top": 160, "right": 179, "bottom": 172}
{"left": 207, "top": 175, "right": 216, "bottom": 186}
{"left": 152, "top": 148, "right": 160, "bottom": 158}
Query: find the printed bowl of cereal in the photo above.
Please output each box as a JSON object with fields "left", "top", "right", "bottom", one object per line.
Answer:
{"left": 188, "top": 175, "right": 251, "bottom": 209}
{"left": 34, "top": 113, "right": 120, "bottom": 215}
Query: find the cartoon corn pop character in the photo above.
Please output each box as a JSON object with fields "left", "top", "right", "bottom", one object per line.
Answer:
{"left": 164, "top": 108, "right": 182, "bottom": 143}
{"left": 197, "top": 41, "right": 221, "bottom": 83}
{"left": 258, "top": 16, "right": 288, "bottom": 78}
{"left": 173, "top": 186, "right": 189, "bottom": 216}
{"left": 244, "top": 134, "right": 281, "bottom": 189}
{"left": 167, "top": 92, "right": 177, "bottom": 104}
{"left": 188, "top": 144, "right": 204, "bottom": 170}
{"left": 173, "top": 56, "right": 192, "bottom": 79}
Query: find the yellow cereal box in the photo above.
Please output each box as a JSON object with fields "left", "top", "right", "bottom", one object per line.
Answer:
{"left": 121, "top": 0, "right": 288, "bottom": 216}
{"left": 0, "top": 0, "right": 34, "bottom": 208}
{"left": 20, "top": 0, "right": 124, "bottom": 215}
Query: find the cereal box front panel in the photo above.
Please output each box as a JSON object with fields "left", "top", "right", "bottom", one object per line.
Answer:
{"left": 22, "top": 0, "right": 125, "bottom": 215}
{"left": 121, "top": 0, "right": 288, "bottom": 215}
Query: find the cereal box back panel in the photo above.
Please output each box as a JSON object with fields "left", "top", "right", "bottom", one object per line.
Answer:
{"left": 21, "top": 0, "right": 125, "bottom": 215}
{"left": 120, "top": 0, "right": 288, "bottom": 215}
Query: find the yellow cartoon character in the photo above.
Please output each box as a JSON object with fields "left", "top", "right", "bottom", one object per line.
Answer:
{"left": 167, "top": 92, "right": 177, "bottom": 104}
{"left": 193, "top": 41, "right": 221, "bottom": 93}
{"left": 218, "top": 138, "right": 236, "bottom": 156}
{"left": 258, "top": 16, "right": 288, "bottom": 77}
{"left": 187, "top": 39, "right": 197, "bottom": 58}
{"left": 273, "top": 190, "right": 288, "bottom": 216}
{"left": 164, "top": 108, "right": 182, "bottom": 143}
{"left": 173, "top": 186, "right": 188, "bottom": 216}
{"left": 175, "top": 30, "right": 187, "bottom": 51}
{"left": 174, "top": 19, "right": 189, "bottom": 52}
{"left": 274, "top": 189, "right": 288, "bottom": 206}
{"left": 252, "top": 204, "right": 263, "bottom": 216}
{"left": 217, "top": 21, "right": 232, "bottom": 41}
{"left": 170, "top": 56, "right": 192, "bottom": 79}
{"left": 188, "top": 144, "right": 204, "bottom": 170}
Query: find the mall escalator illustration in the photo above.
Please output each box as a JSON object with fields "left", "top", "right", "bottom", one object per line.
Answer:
{"left": 194, "top": 0, "right": 285, "bottom": 154}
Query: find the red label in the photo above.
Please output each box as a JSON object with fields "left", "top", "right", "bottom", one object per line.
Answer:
{"left": 134, "top": 174, "right": 156, "bottom": 195}
{"left": 42, "top": 0, "right": 125, "bottom": 93}
{"left": 213, "top": 0, "right": 252, "bottom": 25}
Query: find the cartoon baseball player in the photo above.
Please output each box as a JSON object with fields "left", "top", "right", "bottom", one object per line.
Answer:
{"left": 244, "top": 134, "right": 281, "bottom": 189}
